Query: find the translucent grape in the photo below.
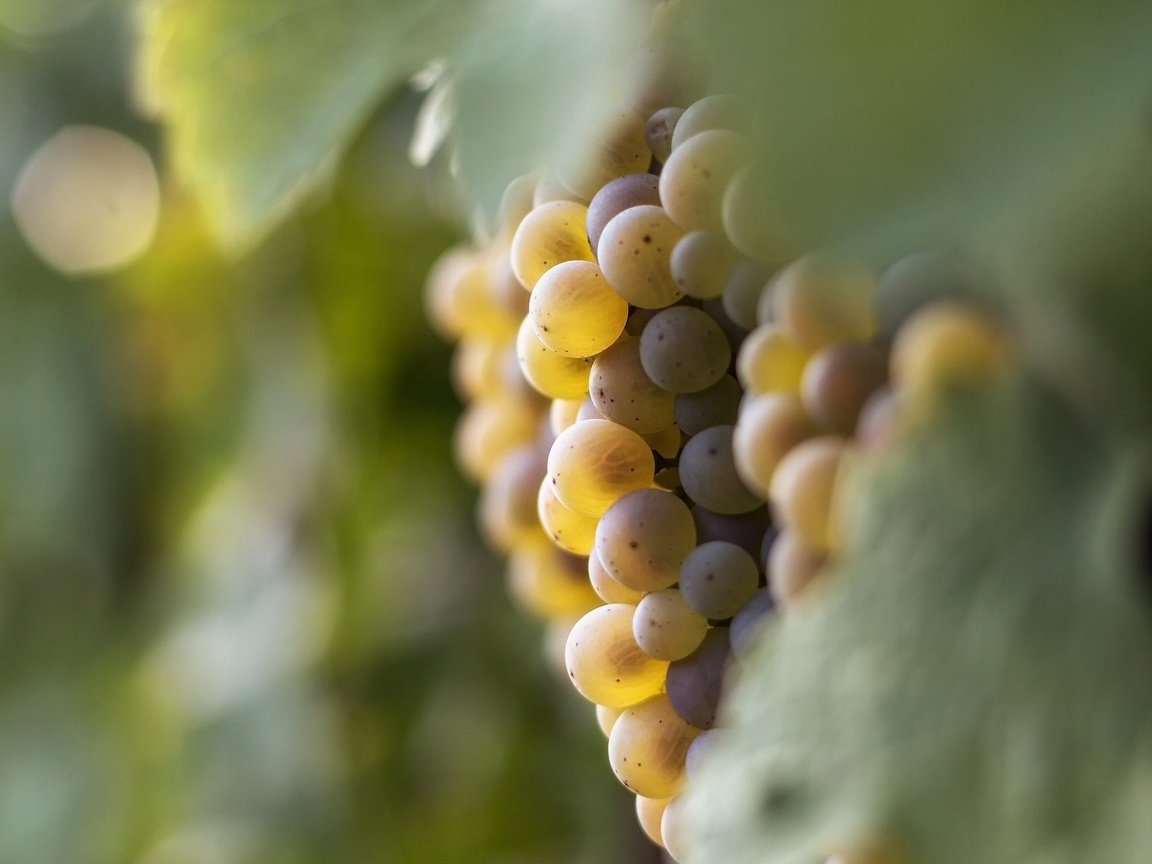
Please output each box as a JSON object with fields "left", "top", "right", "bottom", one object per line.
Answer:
{"left": 506, "top": 538, "right": 600, "bottom": 619}
{"left": 510, "top": 200, "right": 595, "bottom": 290}
{"left": 669, "top": 93, "right": 748, "bottom": 150}
{"left": 732, "top": 392, "right": 815, "bottom": 497}
{"left": 670, "top": 230, "right": 739, "bottom": 300}
{"left": 549, "top": 398, "right": 583, "bottom": 437}
{"left": 635, "top": 795, "right": 670, "bottom": 848}
{"left": 679, "top": 425, "right": 762, "bottom": 515}
{"left": 565, "top": 604, "right": 669, "bottom": 707}
{"left": 453, "top": 397, "right": 542, "bottom": 483}
{"left": 424, "top": 247, "right": 522, "bottom": 339}
{"left": 768, "top": 254, "right": 878, "bottom": 351}
{"left": 589, "top": 548, "right": 645, "bottom": 605}
{"left": 642, "top": 422, "right": 683, "bottom": 460}
{"left": 639, "top": 306, "right": 731, "bottom": 394}
{"left": 586, "top": 173, "right": 661, "bottom": 252}
{"left": 801, "top": 342, "right": 889, "bottom": 434}
{"left": 597, "top": 703, "right": 624, "bottom": 738}
{"left": 679, "top": 540, "right": 759, "bottom": 620}
{"left": 497, "top": 173, "right": 537, "bottom": 239}
{"left": 768, "top": 436, "right": 849, "bottom": 553}
{"left": 659, "top": 129, "right": 751, "bottom": 232}
{"left": 674, "top": 374, "right": 741, "bottom": 436}
{"left": 589, "top": 337, "right": 676, "bottom": 434}
{"left": 478, "top": 445, "right": 547, "bottom": 552}
{"left": 556, "top": 108, "right": 651, "bottom": 200}
{"left": 515, "top": 317, "right": 593, "bottom": 400}
{"left": 529, "top": 260, "right": 629, "bottom": 358}
{"left": 595, "top": 487, "right": 696, "bottom": 591}
{"left": 548, "top": 419, "right": 655, "bottom": 517}
{"left": 424, "top": 247, "right": 475, "bottom": 339}
{"left": 537, "top": 478, "right": 598, "bottom": 555}
{"left": 597, "top": 205, "right": 685, "bottom": 309}
{"left": 691, "top": 504, "right": 772, "bottom": 561}
{"left": 728, "top": 587, "right": 776, "bottom": 657}
{"left": 736, "top": 324, "right": 811, "bottom": 395}
{"left": 654, "top": 466, "right": 681, "bottom": 490}
{"left": 722, "top": 257, "right": 771, "bottom": 331}
{"left": 633, "top": 589, "right": 709, "bottom": 661}
{"left": 666, "top": 627, "right": 729, "bottom": 729}
{"left": 531, "top": 172, "right": 587, "bottom": 207}
{"left": 889, "top": 302, "right": 1008, "bottom": 400}
{"left": 608, "top": 693, "right": 700, "bottom": 797}
{"left": 768, "top": 529, "right": 828, "bottom": 607}
{"left": 645, "top": 105, "right": 684, "bottom": 163}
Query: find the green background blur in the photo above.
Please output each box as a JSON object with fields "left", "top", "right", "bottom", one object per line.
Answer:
{"left": 0, "top": 2, "right": 651, "bottom": 862}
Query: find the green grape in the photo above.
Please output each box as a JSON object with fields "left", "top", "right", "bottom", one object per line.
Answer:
{"left": 556, "top": 108, "right": 652, "bottom": 200}
{"left": 589, "top": 547, "right": 645, "bottom": 605}
{"left": 768, "top": 528, "right": 828, "bottom": 607}
{"left": 659, "top": 129, "right": 751, "bottom": 232}
{"left": 516, "top": 316, "right": 593, "bottom": 400}
{"left": 768, "top": 435, "right": 849, "bottom": 553}
{"left": 669, "top": 93, "right": 748, "bottom": 150}
{"left": 691, "top": 504, "right": 772, "bottom": 562}
{"left": 679, "top": 425, "right": 762, "bottom": 515}
{"left": 548, "top": 418, "right": 655, "bottom": 517}
{"left": 889, "top": 301, "right": 1008, "bottom": 401}
{"left": 636, "top": 795, "right": 671, "bottom": 848}
{"left": 529, "top": 260, "right": 629, "bottom": 358}
{"left": 537, "top": 477, "right": 598, "bottom": 555}
{"left": 453, "top": 397, "right": 543, "bottom": 483}
{"left": 732, "top": 392, "right": 815, "bottom": 498}
{"left": 642, "top": 422, "right": 683, "bottom": 459}
{"left": 608, "top": 693, "right": 700, "bottom": 797}
{"left": 722, "top": 257, "right": 771, "bottom": 331}
{"left": 589, "top": 337, "right": 676, "bottom": 434}
{"left": 674, "top": 374, "right": 741, "bottom": 436}
{"left": 506, "top": 536, "right": 600, "bottom": 620}
{"left": 565, "top": 604, "right": 669, "bottom": 707}
{"left": 595, "top": 487, "right": 697, "bottom": 591}
{"left": 768, "top": 254, "right": 879, "bottom": 351}
{"left": 478, "top": 445, "right": 547, "bottom": 553}
{"left": 549, "top": 397, "right": 583, "bottom": 437}
{"left": 586, "top": 173, "right": 661, "bottom": 252}
{"left": 639, "top": 306, "right": 731, "bottom": 394}
{"left": 510, "top": 200, "right": 595, "bottom": 290}
{"left": 645, "top": 105, "right": 684, "bottom": 163}
{"left": 722, "top": 161, "right": 795, "bottom": 262}
{"left": 597, "top": 703, "right": 624, "bottom": 738}
{"left": 736, "top": 323, "right": 811, "bottom": 395}
{"left": 660, "top": 794, "right": 691, "bottom": 864}
{"left": 633, "top": 589, "right": 710, "bottom": 661}
{"left": 670, "top": 230, "right": 739, "bottom": 300}
{"left": 801, "top": 342, "right": 889, "bottom": 434}
{"left": 679, "top": 540, "right": 759, "bottom": 620}
{"left": 597, "top": 204, "right": 686, "bottom": 309}
{"left": 728, "top": 587, "right": 776, "bottom": 657}
{"left": 701, "top": 296, "right": 748, "bottom": 353}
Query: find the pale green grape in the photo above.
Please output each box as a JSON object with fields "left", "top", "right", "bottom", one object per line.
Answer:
{"left": 586, "top": 173, "right": 661, "bottom": 251}
{"left": 768, "top": 528, "right": 828, "bottom": 607}
{"left": 529, "top": 260, "right": 629, "bottom": 358}
{"left": 515, "top": 316, "right": 593, "bottom": 400}
{"left": 659, "top": 129, "right": 751, "bottom": 232}
{"left": 510, "top": 200, "right": 595, "bottom": 290}
{"left": 639, "top": 306, "right": 731, "bottom": 394}
{"left": 589, "top": 547, "right": 645, "bottom": 605}
{"left": 478, "top": 445, "right": 547, "bottom": 553}
{"left": 556, "top": 108, "right": 652, "bottom": 200}
{"left": 736, "top": 324, "right": 811, "bottom": 395}
{"left": 679, "top": 541, "right": 759, "bottom": 620}
{"left": 549, "top": 397, "right": 583, "bottom": 437}
{"left": 722, "top": 161, "right": 795, "bottom": 262}
{"left": 674, "top": 374, "right": 741, "bottom": 436}
{"left": 768, "top": 435, "right": 849, "bottom": 553}
{"left": 595, "top": 487, "right": 696, "bottom": 591}
{"left": 565, "top": 604, "right": 669, "bottom": 707}
{"left": 590, "top": 337, "right": 675, "bottom": 434}
{"left": 537, "top": 477, "right": 598, "bottom": 555}
{"left": 608, "top": 693, "right": 700, "bottom": 797}
{"left": 732, "top": 392, "right": 815, "bottom": 498}
{"left": 633, "top": 589, "right": 709, "bottom": 661}
{"left": 669, "top": 93, "right": 748, "bottom": 150}
{"left": 636, "top": 795, "right": 671, "bottom": 848}
{"left": 768, "top": 254, "right": 878, "bottom": 351}
{"left": 679, "top": 425, "right": 762, "bottom": 515}
{"left": 506, "top": 536, "right": 600, "bottom": 620}
{"left": 721, "top": 257, "right": 771, "bottom": 331}
{"left": 645, "top": 105, "right": 684, "bottom": 163}
{"left": 670, "top": 230, "right": 738, "bottom": 300}
{"left": 801, "top": 342, "right": 889, "bottom": 434}
{"left": 597, "top": 204, "right": 686, "bottom": 309}
{"left": 548, "top": 419, "right": 655, "bottom": 517}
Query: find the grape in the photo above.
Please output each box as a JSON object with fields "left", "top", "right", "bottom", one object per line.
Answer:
{"left": 768, "top": 254, "right": 878, "bottom": 351}
{"left": 801, "top": 342, "right": 889, "bottom": 434}
{"left": 575, "top": 396, "right": 607, "bottom": 423}
{"left": 597, "top": 704, "right": 624, "bottom": 738}
{"left": 856, "top": 385, "right": 900, "bottom": 452}
{"left": 728, "top": 587, "right": 776, "bottom": 657}
{"left": 666, "top": 627, "right": 730, "bottom": 729}
{"left": 722, "top": 161, "right": 794, "bottom": 262}
{"left": 633, "top": 589, "right": 709, "bottom": 661}
{"left": 701, "top": 295, "right": 748, "bottom": 353}
{"left": 645, "top": 106, "right": 684, "bottom": 163}
{"left": 643, "top": 422, "right": 684, "bottom": 460}
{"left": 691, "top": 504, "right": 772, "bottom": 561}
{"left": 564, "top": 604, "right": 669, "bottom": 707}
{"left": 497, "top": 173, "right": 537, "bottom": 239}
{"left": 683, "top": 727, "right": 724, "bottom": 783}
{"left": 732, "top": 393, "right": 815, "bottom": 497}
{"left": 639, "top": 306, "right": 731, "bottom": 394}
{"left": 537, "top": 478, "right": 598, "bottom": 555}
{"left": 453, "top": 397, "right": 542, "bottom": 483}
{"left": 424, "top": 246, "right": 475, "bottom": 339}
{"left": 515, "top": 316, "right": 593, "bottom": 400}
{"left": 597, "top": 205, "right": 686, "bottom": 309}
{"left": 451, "top": 337, "right": 506, "bottom": 402}
{"left": 654, "top": 466, "right": 682, "bottom": 490}
{"left": 506, "top": 537, "right": 600, "bottom": 619}
{"left": 532, "top": 171, "right": 588, "bottom": 207}
{"left": 510, "top": 200, "right": 595, "bottom": 290}
{"left": 626, "top": 306, "right": 660, "bottom": 338}
{"left": 635, "top": 795, "right": 670, "bottom": 848}
{"left": 424, "top": 247, "right": 522, "bottom": 339}
{"left": 589, "top": 547, "right": 645, "bottom": 605}
{"left": 595, "top": 488, "right": 696, "bottom": 592}
{"left": 548, "top": 398, "right": 583, "bottom": 437}
{"left": 589, "top": 337, "right": 676, "bottom": 434}
{"left": 608, "top": 693, "right": 700, "bottom": 797}
{"left": 586, "top": 173, "right": 661, "bottom": 252}
{"left": 722, "top": 256, "right": 771, "bottom": 331}
{"left": 659, "top": 129, "right": 752, "bottom": 233}
{"left": 548, "top": 419, "right": 655, "bottom": 517}
{"left": 543, "top": 615, "right": 581, "bottom": 680}
{"left": 877, "top": 250, "right": 982, "bottom": 339}
{"left": 736, "top": 324, "right": 811, "bottom": 395}
{"left": 768, "top": 436, "right": 849, "bottom": 552}
{"left": 889, "top": 302, "right": 1008, "bottom": 401}
{"left": 486, "top": 250, "right": 532, "bottom": 320}
{"left": 679, "top": 425, "right": 762, "bottom": 515}
{"left": 529, "top": 260, "right": 628, "bottom": 358}
{"left": 679, "top": 540, "right": 759, "bottom": 620}
{"left": 556, "top": 108, "right": 651, "bottom": 200}
{"left": 669, "top": 94, "right": 748, "bottom": 150}
{"left": 478, "top": 445, "right": 547, "bottom": 553}
{"left": 670, "top": 230, "right": 738, "bottom": 300}
{"left": 768, "top": 528, "right": 827, "bottom": 607}
{"left": 674, "top": 374, "right": 741, "bottom": 436}
{"left": 660, "top": 794, "right": 691, "bottom": 863}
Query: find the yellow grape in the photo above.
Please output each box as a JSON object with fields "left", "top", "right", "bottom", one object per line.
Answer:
{"left": 597, "top": 204, "right": 686, "bottom": 309}
{"left": 537, "top": 478, "right": 598, "bottom": 555}
{"left": 642, "top": 422, "right": 683, "bottom": 460}
{"left": 529, "top": 260, "right": 629, "bottom": 358}
{"left": 736, "top": 324, "right": 811, "bottom": 395}
{"left": 515, "top": 316, "right": 592, "bottom": 400}
{"left": 548, "top": 419, "right": 656, "bottom": 517}
{"left": 478, "top": 445, "right": 547, "bottom": 553}
{"left": 768, "top": 436, "right": 850, "bottom": 553}
{"left": 890, "top": 302, "right": 1008, "bottom": 401}
{"left": 597, "top": 704, "right": 624, "bottom": 738}
{"left": 767, "top": 254, "right": 878, "bottom": 351}
{"left": 636, "top": 795, "right": 671, "bottom": 848}
{"left": 453, "top": 397, "right": 543, "bottom": 484}
{"left": 506, "top": 536, "right": 600, "bottom": 620}
{"left": 549, "top": 398, "right": 584, "bottom": 437}
{"left": 510, "top": 200, "right": 595, "bottom": 290}
{"left": 565, "top": 604, "right": 669, "bottom": 707}
{"left": 768, "top": 529, "right": 828, "bottom": 608}
{"left": 732, "top": 392, "right": 816, "bottom": 498}
{"left": 608, "top": 693, "right": 700, "bottom": 798}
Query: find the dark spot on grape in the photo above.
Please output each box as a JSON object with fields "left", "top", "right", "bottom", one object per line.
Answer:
{"left": 629, "top": 541, "right": 639, "bottom": 549}
{"left": 760, "top": 781, "right": 802, "bottom": 817}
{"left": 708, "top": 448, "right": 717, "bottom": 456}
{"left": 643, "top": 235, "right": 652, "bottom": 244}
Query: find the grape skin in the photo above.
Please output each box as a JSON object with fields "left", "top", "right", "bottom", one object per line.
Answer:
{"left": 889, "top": 301, "right": 1007, "bottom": 401}
{"left": 679, "top": 540, "right": 760, "bottom": 620}
{"left": 768, "top": 529, "right": 827, "bottom": 607}
{"left": 768, "top": 254, "right": 878, "bottom": 351}
{"left": 679, "top": 425, "right": 763, "bottom": 515}
{"left": 565, "top": 604, "right": 669, "bottom": 707}
{"left": 529, "top": 260, "right": 629, "bottom": 358}
{"left": 589, "top": 547, "right": 645, "bottom": 605}
{"left": 691, "top": 504, "right": 772, "bottom": 562}
{"left": 801, "top": 342, "right": 889, "bottom": 434}
{"left": 548, "top": 419, "right": 655, "bottom": 517}
{"left": 506, "top": 537, "right": 600, "bottom": 619}
{"left": 556, "top": 108, "right": 651, "bottom": 200}
{"left": 669, "top": 93, "right": 748, "bottom": 150}
{"left": 645, "top": 105, "right": 684, "bottom": 163}
{"left": 639, "top": 306, "right": 732, "bottom": 394}
{"left": 728, "top": 587, "right": 777, "bottom": 657}
{"left": 732, "top": 392, "right": 816, "bottom": 498}
{"left": 659, "top": 129, "right": 752, "bottom": 233}
{"left": 586, "top": 173, "right": 661, "bottom": 252}
{"left": 595, "top": 488, "right": 697, "bottom": 592}
{"left": 479, "top": 445, "right": 547, "bottom": 553}
{"left": 768, "top": 436, "right": 850, "bottom": 553}
{"left": 510, "top": 200, "right": 595, "bottom": 290}
{"left": 515, "top": 316, "right": 593, "bottom": 400}
{"left": 453, "top": 397, "right": 542, "bottom": 484}
{"left": 670, "top": 229, "right": 739, "bottom": 300}
{"left": 674, "top": 374, "right": 742, "bottom": 437}
{"left": 608, "top": 693, "right": 701, "bottom": 798}
{"left": 589, "top": 337, "right": 676, "bottom": 434}
{"left": 666, "top": 627, "right": 730, "bottom": 729}
{"left": 537, "top": 477, "right": 598, "bottom": 555}
{"left": 736, "top": 324, "right": 811, "bottom": 396}
{"left": 597, "top": 204, "right": 686, "bottom": 309}
{"left": 635, "top": 795, "right": 671, "bottom": 848}
{"left": 633, "top": 589, "right": 710, "bottom": 661}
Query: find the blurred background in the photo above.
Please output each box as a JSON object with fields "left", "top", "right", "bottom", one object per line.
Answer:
{"left": 0, "top": 1, "right": 648, "bottom": 861}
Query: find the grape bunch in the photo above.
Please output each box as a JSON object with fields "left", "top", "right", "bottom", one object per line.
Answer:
{"left": 425, "top": 88, "right": 1010, "bottom": 861}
